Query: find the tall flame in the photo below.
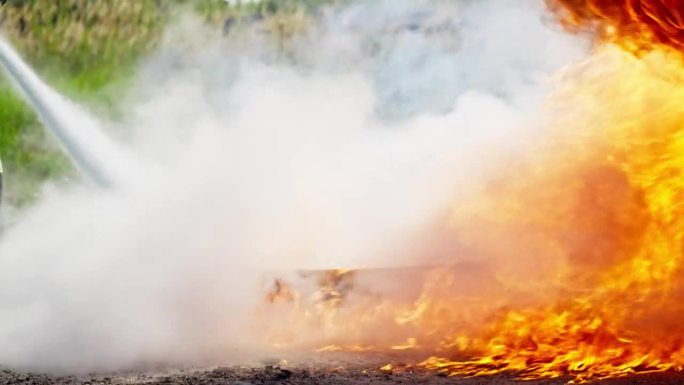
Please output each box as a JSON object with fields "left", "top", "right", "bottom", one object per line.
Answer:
{"left": 420, "top": 0, "right": 684, "bottom": 379}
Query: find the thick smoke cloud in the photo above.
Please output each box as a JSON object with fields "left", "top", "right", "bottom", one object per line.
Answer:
{"left": 0, "top": 0, "right": 586, "bottom": 372}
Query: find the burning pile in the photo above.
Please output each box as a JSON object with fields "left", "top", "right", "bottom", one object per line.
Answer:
{"left": 260, "top": 1, "right": 684, "bottom": 383}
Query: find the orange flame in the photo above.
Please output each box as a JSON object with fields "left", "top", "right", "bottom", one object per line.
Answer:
{"left": 549, "top": 0, "right": 684, "bottom": 52}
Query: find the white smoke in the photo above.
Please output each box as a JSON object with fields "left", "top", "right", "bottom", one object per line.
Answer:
{"left": 0, "top": 0, "right": 586, "bottom": 372}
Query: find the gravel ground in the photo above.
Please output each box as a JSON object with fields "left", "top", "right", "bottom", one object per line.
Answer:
{"left": 2, "top": 364, "right": 683, "bottom": 385}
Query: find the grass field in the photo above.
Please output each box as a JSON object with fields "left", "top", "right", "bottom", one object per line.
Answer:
{"left": 0, "top": 0, "right": 329, "bottom": 207}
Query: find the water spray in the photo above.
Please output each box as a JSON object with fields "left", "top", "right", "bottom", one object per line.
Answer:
{"left": 0, "top": 38, "right": 126, "bottom": 189}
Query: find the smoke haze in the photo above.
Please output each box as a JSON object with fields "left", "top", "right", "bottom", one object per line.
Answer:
{"left": 0, "top": 0, "right": 587, "bottom": 371}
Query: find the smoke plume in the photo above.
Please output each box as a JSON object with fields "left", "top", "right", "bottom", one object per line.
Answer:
{"left": 0, "top": 0, "right": 587, "bottom": 372}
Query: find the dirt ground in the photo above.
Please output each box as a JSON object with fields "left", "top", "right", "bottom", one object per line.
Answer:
{"left": 2, "top": 364, "right": 684, "bottom": 385}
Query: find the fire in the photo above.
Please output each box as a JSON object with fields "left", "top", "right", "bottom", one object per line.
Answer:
{"left": 416, "top": 12, "right": 684, "bottom": 380}
{"left": 257, "top": 1, "right": 684, "bottom": 383}
{"left": 549, "top": 0, "right": 684, "bottom": 52}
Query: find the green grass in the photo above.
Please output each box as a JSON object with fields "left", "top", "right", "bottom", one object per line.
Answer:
{"left": 0, "top": 0, "right": 333, "bottom": 208}
{"left": 0, "top": 0, "right": 166, "bottom": 207}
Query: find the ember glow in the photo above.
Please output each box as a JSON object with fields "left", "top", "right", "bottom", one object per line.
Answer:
{"left": 260, "top": 1, "right": 684, "bottom": 383}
